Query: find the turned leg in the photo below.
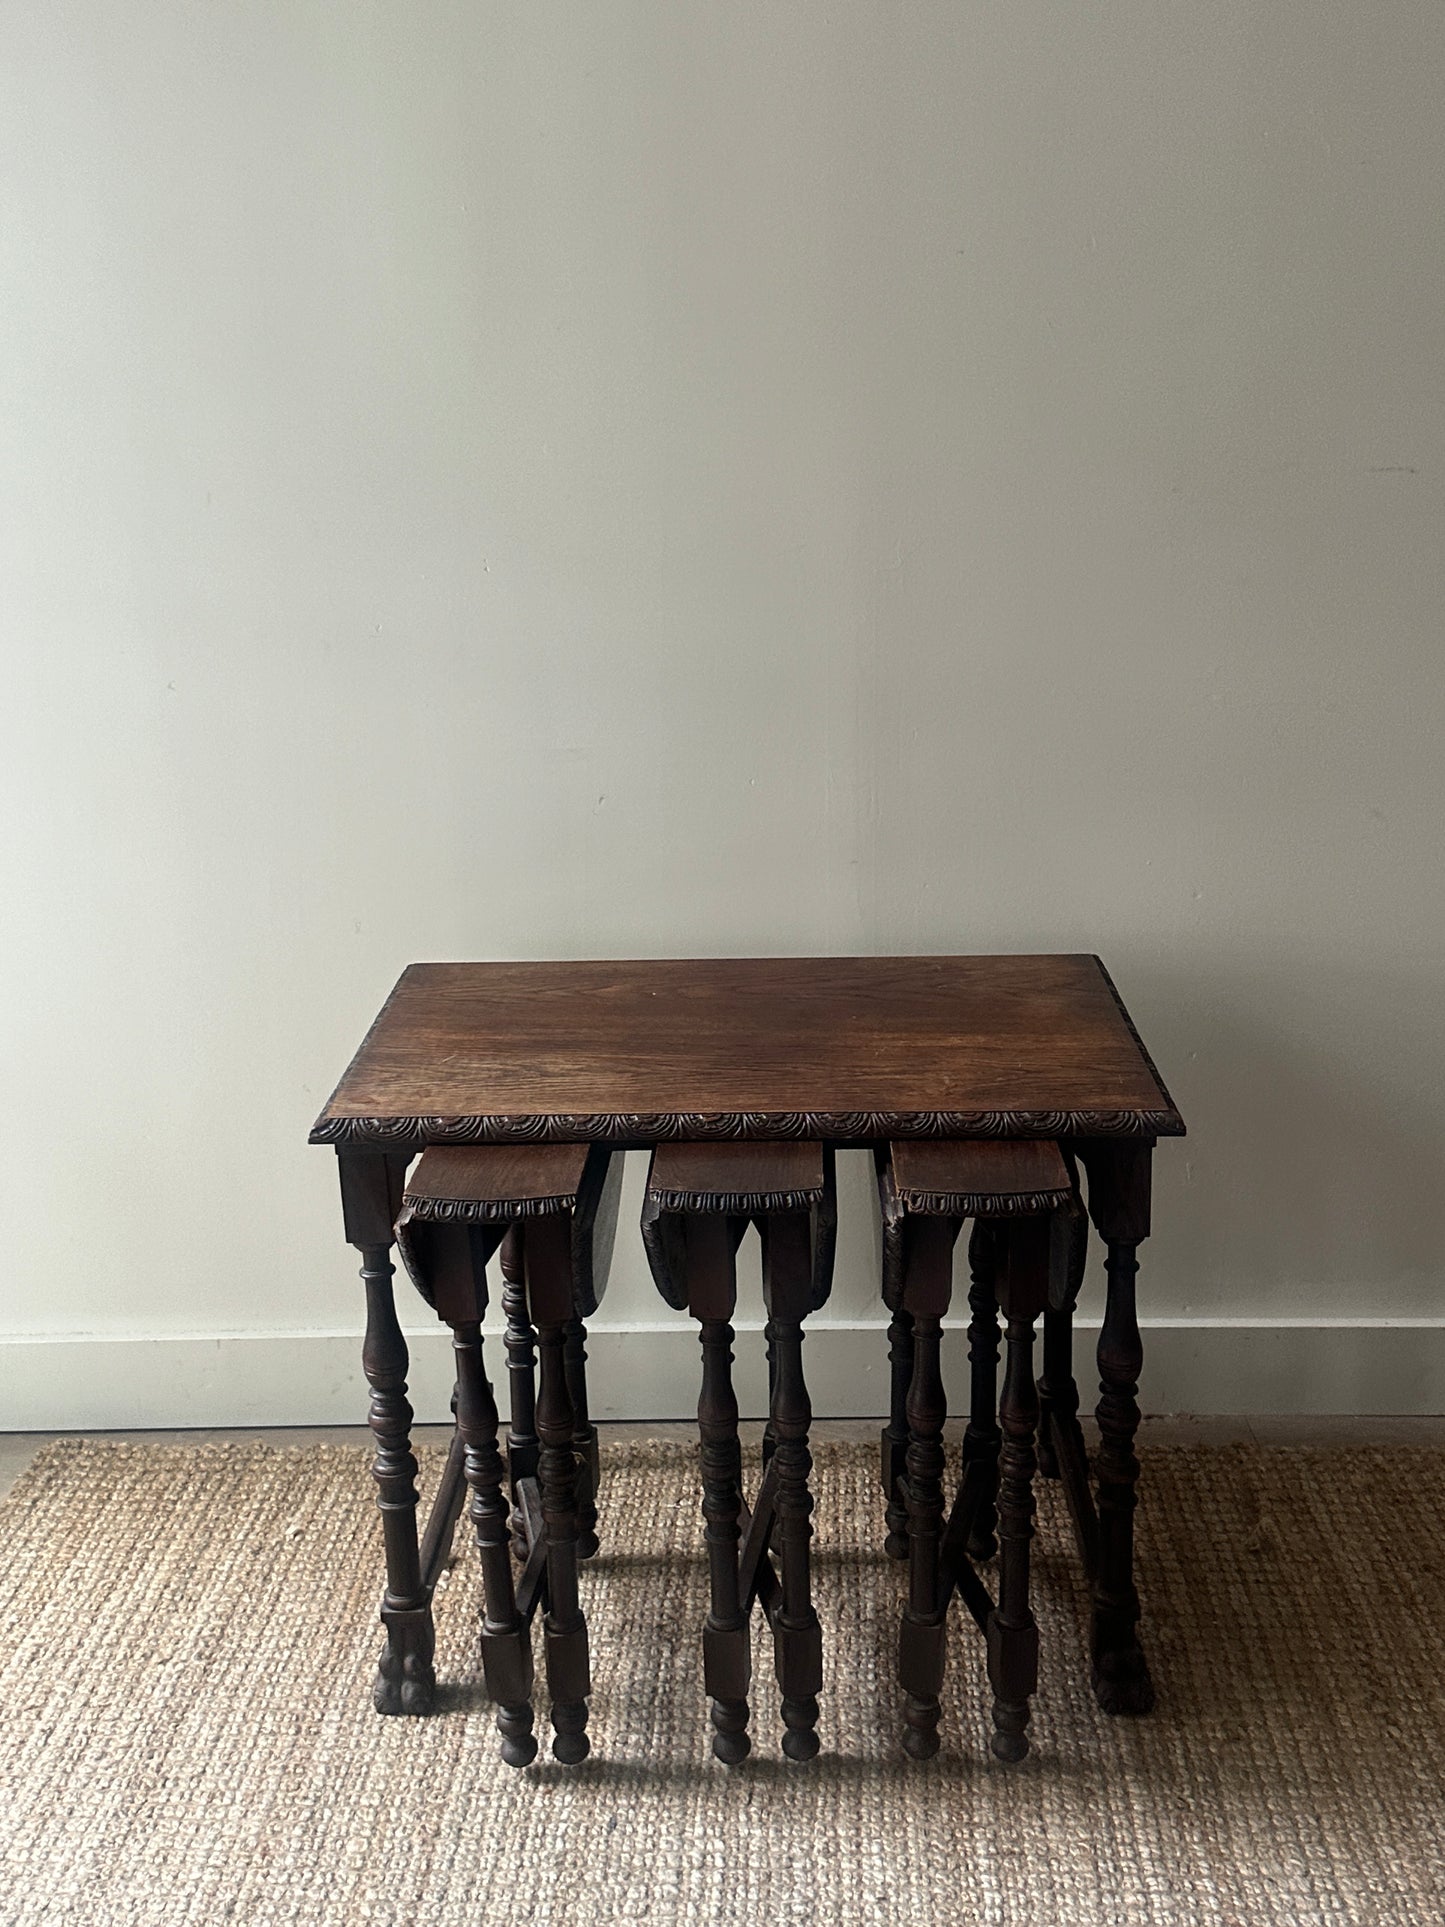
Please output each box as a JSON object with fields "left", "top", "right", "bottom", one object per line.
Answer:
{"left": 564, "top": 1316, "right": 600, "bottom": 1560}
{"left": 881, "top": 1305, "right": 914, "bottom": 1561}
{"left": 1037, "top": 1306, "right": 1078, "bottom": 1481}
{"left": 899, "top": 1313, "right": 948, "bottom": 1759}
{"left": 1036, "top": 1205, "right": 1087, "bottom": 1481}
{"left": 1035, "top": 1308, "right": 1065, "bottom": 1481}
{"left": 987, "top": 1305, "right": 1041, "bottom": 1761}
{"left": 699, "top": 1318, "right": 751, "bottom": 1764}
{"left": 963, "top": 1222, "right": 1003, "bottom": 1562}
{"left": 361, "top": 1244, "right": 437, "bottom": 1716}
{"left": 1093, "top": 1239, "right": 1155, "bottom": 1714}
{"left": 762, "top": 1318, "right": 779, "bottom": 1477}
{"left": 535, "top": 1302, "right": 591, "bottom": 1763}
{"left": 452, "top": 1321, "right": 537, "bottom": 1766}
{"left": 500, "top": 1230, "right": 539, "bottom": 1562}
{"left": 768, "top": 1311, "right": 822, "bottom": 1760}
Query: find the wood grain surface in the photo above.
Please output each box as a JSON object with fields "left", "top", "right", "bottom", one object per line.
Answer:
{"left": 404, "top": 1144, "right": 591, "bottom": 1212}
{"left": 645, "top": 1141, "right": 827, "bottom": 1213}
{"left": 311, "top": 955, "right": 1182, "bottom": 1147}
{"left": 888, "top": 1139, "right": 1074, "bottom": 1216}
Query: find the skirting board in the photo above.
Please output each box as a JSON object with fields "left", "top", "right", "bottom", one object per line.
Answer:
{"left": 3, "top": 1321, "right": 1444, "bottom": 1430}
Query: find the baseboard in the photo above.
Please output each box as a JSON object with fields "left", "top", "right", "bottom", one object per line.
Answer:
{"left": 3, "top": 1320, "right": 1444, "bottom": 1430}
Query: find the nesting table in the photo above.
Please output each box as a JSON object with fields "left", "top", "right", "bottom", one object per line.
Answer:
{"left": 311, "top": 954, "right": 1184, "bottom": 1727}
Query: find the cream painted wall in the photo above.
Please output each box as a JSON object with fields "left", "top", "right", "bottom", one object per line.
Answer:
{"left": 3, "top": 4, "right": 1443, "bottom": 1421}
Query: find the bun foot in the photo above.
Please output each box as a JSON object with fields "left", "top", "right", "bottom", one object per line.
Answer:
{"left": 990, "top": 1699, "right": 1030, "bottom": 1762}
{"left": 901, "top": 1697, "right": 940, "bottom": 1760}
{"left": 884, "top": 1529, "right": 909, "bottom": 1562}
{"left": 497, "top": 1704, "right": 538, "bottom": 1767}
{"left": 552, "top": 1729, "right": 591, "bottom": 1765}
{"left": 781, "top": 1696, "right": 820, "bottom": 1761}
{"left": 710, "top": 1698, "right": 751, "bottom": 1765}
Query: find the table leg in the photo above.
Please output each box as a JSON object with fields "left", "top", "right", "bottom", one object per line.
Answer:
{"left": 881, "top": 1305, "right": 914, "bottom": 1561}
{"left": 899, "top": 1311, "right": 948, "bottom": 1760}
{"left": 500, "top": 1230, "right": 538, "bottom": 1562}
{"left": 527, "top": 1216, "right": 592, "bottom": 1765}
{"left": 699, "top": 1316, "right": 751, "bottom": 1764}
{"left": 762, "top": 1214, "right": 822, "bottom": 1763}
{"left": 963, "top": 1221, "right": 1003, "bottom": 1562}
{"left": 762, "top": 1318, "right": 779, "bottom": 1478}
{"left": 338, "top": 1148, "right": 437, "bottom": 1718}
{"left": 1036, "top": 1202, "right": 1088, "bottom": 1483}
{"left": 565, "top": 1316, "right": 601, "bottom": 1560}
{"left": 1093, "top": 1239, "right": 1154, "bottom": 1713}
{"left": 986, "top": 1223, "right": 1045, "bottom": 1761}
{"left": 361, "top": 1243, "right": 436, "bottom": 1715}
{"left": 1078, "top": 1140, "right": 1155, "bottom": 1716}
{"left": 452, "top": 1321, "right": 537, "bottom": 1766}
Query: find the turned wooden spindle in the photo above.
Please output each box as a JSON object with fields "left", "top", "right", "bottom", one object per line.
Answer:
{"left": 1077, "top": 1138, "right": 1156, "bottom": 1717}
{"left": 453, "top": 1320, "right": 537, "bottom": 1766}
{"left": 986, "top": 1223, "right": 1046, "bottom": 1762}
{"left": 534, "top": 1298, "right": 591, "bottom": 1763}
{"left": 900, "top": 1298, "right": 949, "bottom": 1760}
{"left": 499, "top": 1228, "right": 539, "bottom": 1562}
{"left": 963, "top": 1220, "right": 1003, "bottom": 1562}
{"left": 564, "top": 1315, "right": 600, "bottom": 1561}
{"left": 762, "top": 1215, "right": 823, "bottom": 1763}
{"left": 361, "top": 1243, "right": 436, "bottom": 1717}
{"left": 881, "top": 1304, "right": 914, "bottom": 1561}
{"left": 335, "top": 1149, "right": 441, "bottom": 1720}
{"left": 762, "top": 1318, "right": 780, "bottom": 1478}
{"left": 1035, "top": 1202, "right": 1088, "bottom": 1483}
{"left": 1092, "top": 1238, "right": 1153, "bottom": 1713}
{"left": 698, "top": 1313, "right": 750, "bottom": 1764}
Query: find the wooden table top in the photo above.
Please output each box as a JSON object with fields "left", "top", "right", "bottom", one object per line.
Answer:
{"left": 311, "top": 955, "right": 1182, "bottom": 1150}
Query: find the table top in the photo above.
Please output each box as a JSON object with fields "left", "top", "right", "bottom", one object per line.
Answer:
{"left": 311, "top": 954, "right": 1182, "bottom": 1150}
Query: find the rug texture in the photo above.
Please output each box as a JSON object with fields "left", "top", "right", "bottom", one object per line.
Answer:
{"left": 1, "top": 1437, "right": 1442, "bottom": 1926}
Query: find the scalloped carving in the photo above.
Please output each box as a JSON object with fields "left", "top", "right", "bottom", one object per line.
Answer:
{"left": 646, "top": 1185, "right": 824, "bottom": 1216}
{"left": 312, "top": 1107, "right": 1183, "bottom": 1149}
{"left": 398, "top": 1192, "right": 571, "bottom": 1224}
{"left": 898, "top": 1187, "right": 1075, "bottom": 1219}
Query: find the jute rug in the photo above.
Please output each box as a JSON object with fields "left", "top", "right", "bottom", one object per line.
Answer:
{"left": 1, "top": 1439, "right": 1442, "bottom": 1926}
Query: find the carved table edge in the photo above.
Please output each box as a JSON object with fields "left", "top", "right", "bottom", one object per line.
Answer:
{"left": 894, "top": 1186, "right": 1076, "bottom": 1218}
{"left": 312, "top": 1108, "right": 1186, "bottom": 1148}
{"left": 645, "top": 1184, "right": 825, "bottom": 1215}
{"left": 396, "top": 1193, "right": 574, "bottom": 1223}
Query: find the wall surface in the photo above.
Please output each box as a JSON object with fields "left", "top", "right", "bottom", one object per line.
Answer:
{"left": 3, "top": 3, "right": 1443, "bottom": 1423}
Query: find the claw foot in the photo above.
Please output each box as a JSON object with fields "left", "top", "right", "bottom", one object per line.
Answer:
{"left": 373, "top": 1645, "right": 436, "bottom": 1717}
{"left": 373, "top": 1607, "right": 436, "bottom": 1716}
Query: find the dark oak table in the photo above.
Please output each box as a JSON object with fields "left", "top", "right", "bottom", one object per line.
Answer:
{"left": 313, "top": 954, "right": 1183, "bottom": 1722}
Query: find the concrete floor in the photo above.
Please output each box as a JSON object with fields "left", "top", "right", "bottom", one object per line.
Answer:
{"left": 4, "top": 1415, "right": 1445, "bottom": 1504}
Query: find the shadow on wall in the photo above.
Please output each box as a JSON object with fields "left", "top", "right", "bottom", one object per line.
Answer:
{"left": 1115, "top": 957, "right": 1445, "bottom": 1320}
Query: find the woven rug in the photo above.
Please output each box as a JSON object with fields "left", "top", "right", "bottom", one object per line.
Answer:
{"left": 2, "top": 1439, "right": 1442, "bottom": 1926}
